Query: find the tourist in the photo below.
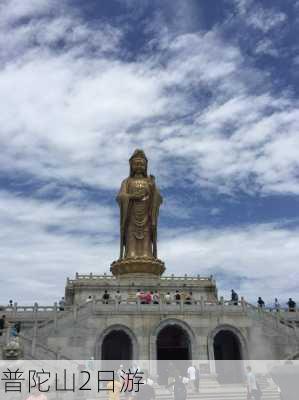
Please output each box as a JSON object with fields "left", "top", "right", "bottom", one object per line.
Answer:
{"left": 102, "top": 290, "right": 110, "bottom": 304}
{"left": 115, "top": 290, "right": 122, "bottom": 304}
{"left": 107, "top": 377, "right": 122, "bottom": 400}
{"left": 135, "top": 381, "right": 155, "bottom": 400}
{"left": 140, "top": 290, "right": 147, "bottom": 304}
{"left": 136, "top": 289, "right": 146, "bottom": 304}
{"left": 274, "top": 298, "right": 280, "bottom": 312}
{"left": 287, "top": 298, "right": 296, "bottom": 312}
{"left": 187, "top": 364, "right": 196, "bottom": 391}
{"left": 136, "top": 289, "right": 141, "bottom": 302}
{"left": 10, "top": 324, "right": 17, "bottom": 337}
{"left": 257, "top": 297, "right": 265, "bottom": 309}
{"left": 185, "top": 292, "right": 193, "bottom": 305}
{"left": 145, "top": 291, "right": 153, "bottom": 304}
{"left": 153, "top": 290, "right": 160, "bottom": 304}
{"left": 165, "top": 292, "right": 171, "bottom": 304}
{"left": 58, "top": 297, "right": 65, "bottom": 311}
{"left": 173, "top": 376, "right": 187, "bottom": 400}
{"left": 117, "top": 364, "right": 124, "bottom": 380}
{"left": 85, "top": 295, "right": 93, "bottom": 303}
{"left": 0, "top": 315, "right": 6, "bottom": 336}
{"left": 15, "top": 321, "right": 21, "bottom": 334}
{"left": 246, "top": 366, "right": 261, "bottom": 400}
{"left": 174, "top": 290, "right": 181, "bottom": 304}
{"left": 194, "top": 365, "right": 200, "bottom": 393}
{"left": 231, "top": 290, "right": 239, "bottom": 305}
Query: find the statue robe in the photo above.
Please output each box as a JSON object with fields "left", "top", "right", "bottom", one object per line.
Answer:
{"left": 117, "top": 175, "right": 162, "bottom": 259}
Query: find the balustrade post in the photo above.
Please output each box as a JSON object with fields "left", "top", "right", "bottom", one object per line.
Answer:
{"left": 159, "top": 297, "right": 163, "bottom": 312}
{"left": 180, "top": 297, "right": 184, "bottom": 312}
{"left": 13, "top": 302, "right": 18, "bottom": 318}
{"left": 53, "top": 302, "right": 58, "bottom": 329}
{"left": 31, "top": 303, "right": 38, "bottom": 357}
{"left": 241, "top": 297, "right": 246, "bottom": 312}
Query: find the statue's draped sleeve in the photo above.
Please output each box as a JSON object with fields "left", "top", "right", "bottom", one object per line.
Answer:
{"left": 150, "top": 175, "right": 162, "bottom": 258}
{"left": 150, "top": 175, "right": 162, "bottom": 226}
{"left": 116, "top": 178, "right": 130, "bottom": 248}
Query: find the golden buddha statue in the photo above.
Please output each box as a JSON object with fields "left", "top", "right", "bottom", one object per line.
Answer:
{"left": 117, "top": 149, "right": 162, "bottom": 260}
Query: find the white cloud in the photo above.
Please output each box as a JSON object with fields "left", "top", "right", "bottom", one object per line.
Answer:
{"left": 0, "top": 0, "right": 298, "bottom": 306}
{"left": 247, "top": 8, "right": 286, "bottom": 33}
{"left": 0, "top": 2, "right": 298, "bottom": 195}
{"left": 0, "top": 189, "right": 298, "bottom": 304}
{"left": 233, "top": 0, "right": 287, "bottom": 33}
{"left": 160, "top": 223, "right": 299, "bottom": 302}
{"left": 255, "top": 39, "right": 279, "bottom": 57}
{"left": 0, "top": 190, "right": 118, "bottom": 304}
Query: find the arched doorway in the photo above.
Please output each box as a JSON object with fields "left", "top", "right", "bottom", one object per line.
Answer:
{"left": 213, "top": 330, "right": 243, "bottom": 383}
{"left": 102, "top": 329, "right": 133, "bottom": 360}
{"left": 156, "top": 324, "right": 191, "bottom": 383}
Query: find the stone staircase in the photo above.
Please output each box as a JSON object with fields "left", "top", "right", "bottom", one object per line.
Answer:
{"left": 144, "top": 376, "right": 281, "bottom": 400}
{"left": 93, "top": 377, "right": 280, "bottom": 400}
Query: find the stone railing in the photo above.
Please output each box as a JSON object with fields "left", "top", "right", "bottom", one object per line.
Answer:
{"left": 1, "top": 298, "right": 298, "bottom": 330}
{"left": 66, "top": 273, "right": 215, "bottom": 284}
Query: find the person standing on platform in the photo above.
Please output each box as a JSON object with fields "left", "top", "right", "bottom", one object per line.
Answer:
{"left": 257, "top": 297, "right": 265, "bottom": 309}
{"left": 102, "top": 290, "right": 110, "bottom": 304}
{"left": 287, "top": 298, "right": 296, "bottom": 312}
{"left": 58, "top": 297, "right": 65, "bottom": 311}
{"left": 153, "top": 291, "right": 160, "bottom": 304}
{"left": 274, "top": 298, "right": 280, "bottom": 312}
{"left": 231, "top": 290, "right": 239, "bottom": 305}
{"left": 174, "top": 290, "right": 181, "bottom": 304}
{"left": 115, "top": 290, "right": 122, "bottom": 304}
{"left": 165, "top": 292, "right": 171, "bottom": 304}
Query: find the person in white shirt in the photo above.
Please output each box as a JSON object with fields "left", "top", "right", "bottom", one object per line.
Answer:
{"left": 274, "top": 298, "right": 280, "bottom": 312}
{"left": 114, "top": 290, "right": 122, "bottom": 304}
{"left": 246, "top": 366, "right": 260, "bottom": 399}
{"left": 187, "top": 365, "right": 196, "bottom": 391}
{"left": 153, "top": 291, "right": 160, "bottom": 304}
{"left": 164, "top": 292, "right": 171, "bottom": 304}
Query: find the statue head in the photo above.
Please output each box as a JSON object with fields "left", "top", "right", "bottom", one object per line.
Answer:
{"left": 129, "top": 149, "right": 148, "bottom": 177}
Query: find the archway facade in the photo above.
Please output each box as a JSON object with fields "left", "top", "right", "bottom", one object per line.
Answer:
{"left": 151, "top": 319, "right": 196, "bottom": 384}
{"left": 96, "top": 324, "right": 139, "bottom": 361}
{"left": 208, "top": 325, "right": 247, "bottom": 383}
{"left": 157, "top": 324, "right": 191, "bottom": 360}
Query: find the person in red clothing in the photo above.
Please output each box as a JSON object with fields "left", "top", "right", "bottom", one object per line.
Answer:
{"left": 144, "top": 291, "right": 152, "bottom": 304}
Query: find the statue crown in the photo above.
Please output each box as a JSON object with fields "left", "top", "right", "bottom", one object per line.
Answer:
{"left": 129, "top": 149, "right": 148, "bottom": 162}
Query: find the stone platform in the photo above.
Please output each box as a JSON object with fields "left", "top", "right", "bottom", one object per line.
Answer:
{"left": 110, "top": 257, "right": 165, "bottom": 277}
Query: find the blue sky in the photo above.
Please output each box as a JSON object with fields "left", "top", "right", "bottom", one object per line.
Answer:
{"left": 0, "top": 0, "right": 299, "bottom": 305}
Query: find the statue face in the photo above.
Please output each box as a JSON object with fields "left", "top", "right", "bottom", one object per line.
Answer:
{"left": 131, "top": 157, "right": 146, "bottom": 175}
